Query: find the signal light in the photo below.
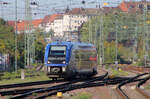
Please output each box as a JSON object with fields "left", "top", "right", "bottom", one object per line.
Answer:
{"left": 89, "top": 57, "right": 97, "bottom": 61}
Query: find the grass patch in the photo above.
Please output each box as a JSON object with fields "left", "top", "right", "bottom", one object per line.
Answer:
{"left": 111, "top": 68, "right": 128, "bottom": 77}
{"left": 0, "top": 72, "right": 49, "bottom": 85}
{"left": 105, "top": 64, "right": 109, "bottom": 69}
{"left": 70, "top": 92, "right": 92, "bottom": 99}
{"left": 146, "top": 85, "right": 150, "bottom": 90}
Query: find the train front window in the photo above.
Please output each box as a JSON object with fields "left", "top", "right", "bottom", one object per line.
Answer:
{"left": 48, "top": 46, "right": 66, "bottom": 64}
{"left": 50, "top": 46, "right": 66, "bottom": 56}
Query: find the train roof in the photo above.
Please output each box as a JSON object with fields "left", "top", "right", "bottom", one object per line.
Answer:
{"left": 47, "top": 41, "right": 95, "bottom": 47}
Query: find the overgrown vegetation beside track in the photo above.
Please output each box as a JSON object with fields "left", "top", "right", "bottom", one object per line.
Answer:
{"left": 70, "top": 92, "right": 92, "bottom": 99}
{"left": 111, "top": 69, "right": 129, "bottom": 77}
{"left": 0, "top": 71, "right": 49, "bottom": 85}
{"left": 146, "top": 85, "right": 150, "bottom": 90}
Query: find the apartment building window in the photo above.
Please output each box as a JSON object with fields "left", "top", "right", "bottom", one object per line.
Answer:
{"left": 75, "top": 20, "right": 78, "bottom": 23}
{"left": 78, "top": 21, "right": 80, "bottom": 24}
{"left": 138, "top": 4, "right": 144, "bottom": 9}
{"left": 147, "top": 5, "right": 150, "bottom": 10}
{"left": 129, "top": 5, "right": 134, "bottom": 8}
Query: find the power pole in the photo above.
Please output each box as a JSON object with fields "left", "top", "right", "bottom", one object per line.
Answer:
{"left": 0, "top": 0, "right": 2, "bottom": 18}
{"left": 99, "top": 0, "right": 105, "bottom": 66}
{"left": 133, "top": 25, "right": 137, "bottom": 63}
{"left": 88, "top": 20, "right": 91, "bottom": 43}
{"left": 133, "top": 2, "right": 138, "bottom": 64}
{"left": 115, "top": 12, "right": 118, "bottom": 68}
{"left": 24, "top": 0, "right": 35, "bottom": 67}
{"left": 15, "top": 0, "right": 18, "bottom": 71}
{"left": 144, "top": 1, "right": 149, "bottom": 67}
{"left": 99, "top": 9, "right": 104, "bottom": 66}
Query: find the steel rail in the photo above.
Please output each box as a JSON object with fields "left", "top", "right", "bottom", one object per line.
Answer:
{"left": 8, "top": 73, "right": 146, "bottom": 99}
{"left": 10, "top": 72, "right": 108, "bottom": 99}
{"left": 1, "top": 73, "right": 108, "bottom": 96}
{"left": 116, "top": 73, "right": 150, "bottom": 99}
{"left": 34, "top": 73, "right": 109, "bottom": 99}
{"left": 0, "top": 88, "right": 42, "bottom": 96}
{"left": 136, "top": 75, "right": 150, "bottom": 99}
{"left": 35, "top": 74, "right": 138, "bottom": 99}
{"left": 0, "top": 79, "right": 64, "bottom": 89}
{"left": 1, "top": 77, "right": 134, "bottom": 96}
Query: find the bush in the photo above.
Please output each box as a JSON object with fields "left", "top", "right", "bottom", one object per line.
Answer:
{"left": 137, "top": 61, "right": 145, "bottom": 66}
{"left": 2, "top": 71, "right": 20, "bottom": 79}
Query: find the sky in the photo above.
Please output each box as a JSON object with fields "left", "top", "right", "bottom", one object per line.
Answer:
{"left": 0, "top": 0, "right": 145, "bottom": 20}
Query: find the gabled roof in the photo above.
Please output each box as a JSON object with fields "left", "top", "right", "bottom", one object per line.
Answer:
{"left": 67, "top": 8, "right": 101, "bottom": 15}
{"left": 41, "top": 15, "right": 51, "bottom": 25}
{"left": 32, "top": 19, "right": 43, "bottom": 27}
{"left": 118, "top": 1, "right": 129, "bottom": 12}
{"left": 41, "top": 14, "right": 63, "bottom": 25}
{"left": 68, "top": 8, "right": 85, "bottom": 14}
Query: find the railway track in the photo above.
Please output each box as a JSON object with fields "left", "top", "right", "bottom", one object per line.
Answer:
{"left": 0, "top": 79, "right": 65, "bottom": 96}
{"left": 31, "top": 73, "right": 149, "bottom": 99}
{"left": 0, "top": 79, "right": 65, "bottom": 89}
{"left": 118, "top": 64, "right": 150, "bottom": 73}
{"left": 7, "top": 72, "right": 133, "bottom": 99}
{"left": 2, "top": 72, "right": 108, "bottom": 99}
{"left": 116, "top": 73, "right": 150, "bottom": 99}
{"left": 136, "top": 75, "right": 150, "bottom": 99}
{"left": 0, "top": 70, "right": 149, "bottom": 99}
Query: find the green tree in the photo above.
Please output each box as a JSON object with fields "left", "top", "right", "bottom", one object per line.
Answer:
{"left": 0, "top": 18, "right": 15, "bottom": 69}
{"left": 80, "top": 10, "right": 145, "bottom": 64}
{"left": 34, "top": 29, "right": 46, "bottom": 63}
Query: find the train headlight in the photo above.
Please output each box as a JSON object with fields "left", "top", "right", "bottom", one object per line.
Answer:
{"left": 47, "top": 61, "right": 51, "bottom": 64}
{"left": 62, "top": 61, "right": 66, "bottom": 64}
{"left": 48, "top": 66, "right": 51, "bottom": 72}
{"left": 62, "top": 67, "right": 66, "bottom": 72}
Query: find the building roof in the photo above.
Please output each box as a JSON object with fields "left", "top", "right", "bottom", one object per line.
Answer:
{"left": 41, "top": 15, "right": 51, "bottom": 25}
{"left": 118, "top": 1, "right": 150, "bottom": 12}
{"left": 67, "top": 8, "right": 101, "bottom": 15}
{"left": 7, "top": 21, "right": 15, "bottom": 26}
{"left": 32, "top": 19, "right": 43, "bottom": 27}
{"left": 11, "top": 19, "right": 43, "bottom": 32}
{"left": 41, "top": 14, "right": 63, "bottom": 25}
{"left": 16, "top": 21, "right": 25, "bottom": 31}
{"left": 103, "top": 7, "right": 119, "bottom": 13}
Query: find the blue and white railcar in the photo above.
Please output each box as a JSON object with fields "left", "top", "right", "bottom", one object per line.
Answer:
{"left": 44, "top": 41, "right": 97, "bottom": 79}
